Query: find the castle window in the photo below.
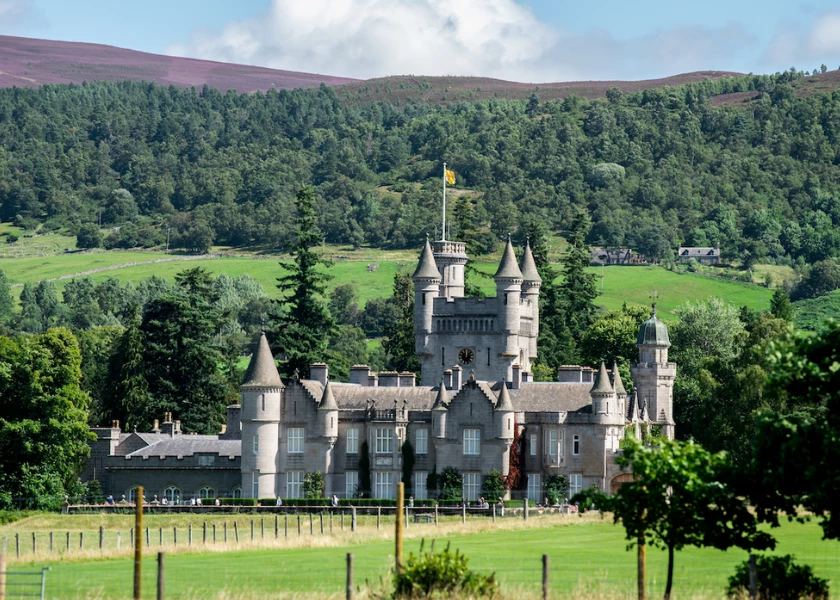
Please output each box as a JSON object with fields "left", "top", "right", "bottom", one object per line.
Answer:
{"left": 376, "top": 428, "right": 394, "bottom": 454}
{"left": 487, "top": 348, "right": 490, "bottom": 366}
{"left": 415, "top": 472, "right": 427, "bottom": 499}
{"left": 163, "top": 486, "right": 180, "bottom": 503}
{"left": 198, "top": 486, "right": 215, "bottom": 500}
{"left": 286, "top": 471, "right": 303, "bottom": 499}
{"left": 128, "top": 487, "right": 140, "bottom": 503}
{"left": 441, "top": 348, "right": 445, "bottom": 366}
{"left": 251, "top": 470, "right": 260, "bottom": 498}
{"left": 549, "top": 430, "right": 558, "bottom": 457}
{"left": 462, "top": 473, "right": 480, "bottom": 500}
{"left": 422, "top": 294, "right": 426, "bottom": 305}
{"left": 346, "top": 428, "right": 359, "bottom": 454}
{"left": 530, "top": 434, "right": 537, "bottom": 456}
{"left": 287, "top": 427, "right": 304, "bottom": 454}
{"left": 253, "top": 433, "right": 259, "bottom": 454}
{"left": 569, "top": 474, "right": 583, "bottom": 499}
{"left": 504, "top": 293, "right": 508, "bottom": 305}
{"left": 345, "top": 471, "right": 358, "bottom": 499}
{"left": 527, "top": 473, "right": 542, "bottom": 502}
{"left": 573, "top": 435, "right": 580, "bottom": 456}
{"left": 231, "top": 487, "right": 242, "bottom": 499}
{"left": 415, "top": 429, "right": 428, "bottom": 455}
{"left": 463, "top": 428, "right": 480, "bottom": 455}
{"left": 259, "top": 394, "right": 265, "bottom": 412}
{"left": 375, "top": 472, "right": 394, "bottom": 499}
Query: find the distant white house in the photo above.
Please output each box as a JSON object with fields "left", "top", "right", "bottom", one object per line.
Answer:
{"left": 677, "top": 247, "right": 721, "bottom": 264}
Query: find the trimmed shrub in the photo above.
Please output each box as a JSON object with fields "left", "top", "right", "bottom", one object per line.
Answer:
{"left": 393, "top": 539, "right": 499, "bottom": 599}
{"left": 727, "top": 555, "right": 829, "bottom": 600}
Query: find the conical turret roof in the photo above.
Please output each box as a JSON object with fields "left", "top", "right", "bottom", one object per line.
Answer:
{"left": 495, "top": 383, "right": 515, "bottom": 412}
{"left": 412, "top": 238, "right": 442, "bottom": 280}
{"left": 520, "top": 242, "right": 542, "bottom": 283}
{"left": 432, "top": 381, "right": 449, "bottom": 411}
{"left": 318, "top": 381, "right": 338, "bottom": 410}
{"left": 241, "top": 333, "right": 283, "bottom": 388}
{"left": 611, "top": 361, "right": 627, "bottom": 396}
{"left": 590, "top": 361, "right": 614, "bottom": 395}
{"left": 495, "top": 237, "right": 524, "bottom": 280}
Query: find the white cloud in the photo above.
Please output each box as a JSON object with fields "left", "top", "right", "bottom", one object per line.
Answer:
{"left": 0, "top": 0, "right": 31, "bottom": 31}
{"left": 166, "top": 0, "right": 756, "bottom": 81}
{"left": 764, "top": 12, "right": 840, "bottom": 70}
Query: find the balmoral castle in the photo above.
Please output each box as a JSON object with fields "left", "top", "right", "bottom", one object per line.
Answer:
{"left": 84, "top": 236, "right": 676, "bottom": 503}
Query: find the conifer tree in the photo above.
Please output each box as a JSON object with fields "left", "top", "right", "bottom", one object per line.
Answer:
{"left": 382, "top": 273, "right": 420, "bottom": 372}
{"left": 0, "top": 269, "right": 12, "bottom": 325}
{"left": 105, "top": 307, "right": 152, "bottom": 431}
{"left": 275, "top": 186, "right": 336, "bottom": 377}
{"left": 560, "top": 210, "right": 599, "bottom": 342}
{"left": 453, "top": 196, "right": 488, "bottom": 297}
{"left": 770, "top": 288, "right": 794, "bottom": 322}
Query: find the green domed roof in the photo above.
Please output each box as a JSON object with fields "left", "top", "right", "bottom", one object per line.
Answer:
{"left": 637, "top": 306, "right": 671, "bottom": 347}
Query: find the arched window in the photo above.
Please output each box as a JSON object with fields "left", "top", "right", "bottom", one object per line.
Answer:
{"left": 198, "top": 486, "right": 215, "bottom": 500}
{"left": 163, "top": 486, "right": 180, "bottom": 503}
{"left": 231, "top": 487, "right": 242, "bottom": 499}
{"left": 128, "top": 487, "right": 141, "bottom": 503}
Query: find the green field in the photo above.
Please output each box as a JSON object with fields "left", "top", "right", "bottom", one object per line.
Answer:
{"left": 0, "top": 242, "right": 771, "bottom": 319}
{"left": 4, "top": 514, "right": 838, "bottom": 599}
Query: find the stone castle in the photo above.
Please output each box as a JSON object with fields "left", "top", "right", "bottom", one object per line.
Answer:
{"left": 86, "top": 236, "right": 676, "bottom": 503}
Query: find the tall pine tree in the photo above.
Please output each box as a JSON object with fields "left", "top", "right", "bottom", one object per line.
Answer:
{"left": 382, "top": 273, "right": 420, "bottom": 372}
{"left": 560, "top": 210, "right": 599, "bottom": 343}
{"left": 275, "top": 186, "right": 336, "bottom": 377}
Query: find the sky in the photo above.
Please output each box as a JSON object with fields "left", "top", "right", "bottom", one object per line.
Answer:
{"left": 2, "top": 0, "right": 840, "bottom": 82}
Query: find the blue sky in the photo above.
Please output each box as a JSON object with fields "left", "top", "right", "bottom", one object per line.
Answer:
{"left": 3, "top": 0, "right": 840, "bottom": 81}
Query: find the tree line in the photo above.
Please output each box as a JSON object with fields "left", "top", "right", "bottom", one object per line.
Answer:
{"left": 1, "top": 71, "right": 840, "bottom": 272}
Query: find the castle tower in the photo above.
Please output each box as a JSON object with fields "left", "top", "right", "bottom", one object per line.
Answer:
{"left": 611, "top": 361, "right": 628, "bottom": 420}
{"left": 519, "top": 241, "right": 542, "bottom": 365}
{"left": 590, "top": 361, "right": 618, "bottom": 424}
{"left": 413, "top": 238, "right": 442, "bottom": 361}
{"left": 240, "top": 333, "right": 283, "bottom": 498}
{"left": 630, "top": 306, "right": 677, "bottom": 439}
{"left": 432, "top": 239, "right": 468, "bottom": 299}
{"left": 431, "top": 382, "right": 448, "bottom": 439}
{"left": 495, "top": 383, "right": 515, "bottom": 440}
{"left": 495, "top": 237, "right": 524, "bottom": 381}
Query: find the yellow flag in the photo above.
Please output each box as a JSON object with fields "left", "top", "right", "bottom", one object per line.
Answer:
{"left": 445, "top": 169, "right": 456, "bottom": 185}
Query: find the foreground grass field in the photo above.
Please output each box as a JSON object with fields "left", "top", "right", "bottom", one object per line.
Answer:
{"left": 4, "top": 513, "right": 837, "bottom": 599}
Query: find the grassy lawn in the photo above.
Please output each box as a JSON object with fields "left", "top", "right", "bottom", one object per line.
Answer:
{"left": 5, "top": 514, "right": 838, "bottom": 599}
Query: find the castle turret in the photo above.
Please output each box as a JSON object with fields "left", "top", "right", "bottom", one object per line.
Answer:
{"left": 630, "top": 306, "right": 677, "bottom": 439}
{"left": 318, "top": 381, "right": 339, "bottom": 440}
{"left": 413, "top": 237, "right": 442, "bottom": 361}
{"left": 519, "top": 241, "right": 542, "bottom": 363}
{"left": 495, "top": 237, "right": 524, "bottom": 380}
{"left": 431, "top": 382, "right": 448, "bottom": 439}
{"left": 240, "top": 333, "right": 283, "bottom": 498}
{"left": 611, "top": 361, "right": 627, "bottom": 418}
{"left": 494, "top": 383, "right": 515, "bottom": 440}
{"left": 432, "top": 239, "right": 468, "bottom": 299}
{"left": 590, "top": 361, "right": 618, "bottom": 424}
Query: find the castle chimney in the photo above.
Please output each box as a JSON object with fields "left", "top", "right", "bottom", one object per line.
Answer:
{"left": 350, "top": 365, "right": 371, "bottom": 386}
{"left": 310, "top": 363, "right": 329, "bottom": 386}
{"left": 379, "top": 371, "right": 399, "bottom": 387}
{"left": 443, "top": 369, "right": 453, "bottom": 390}
{"left": 398, "top": 372, "right": 416, "bottom": 388}
{"left": 511, "top": 364, "right": 522, "bottom": 390}
{"left": 152, "top": 419, "right": 161, "bottom": 433}
{"left": 451, "top": 366, "right": 462, "bottom": 390}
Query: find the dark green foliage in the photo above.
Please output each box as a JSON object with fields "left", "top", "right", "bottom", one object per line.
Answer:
{"left": 579, "top": 303, "right": 649, "bottom": 367}
{"left": 0, "top": 328, "right": 94, "bottom": 507}
{"left": 748, "top": 320, "right": 840, "bottom": 539}
{"left": 84, "top": 479, "right": 105, "bottom": 505}
{"left": 402, "top": 439, "right": 415, "bottom": 496}
{"left": 329, "top": 283, "right": 362, "bottom": 327}
{"left": 770, "top": 288, "right": 795, "bottom": 321}
{"left": 303, "top": 472, "right": 325, "bottom": 499}
{"left": 76, "top": 223, "right": 103, "bottom": 249}
{"left": 274, "top": 186, "right": 335, "bottom": 378}
{"left": 560, "top": 210, "right": 599, "bottom": 341}
{"left": 393, "top": 540, "right": 499, "bottom": 599}
{"left": 0, "top": 269, "right": 12, "bottom": 325}
{"left": 544, "top": 474, "right": 569, "bottom": 505}
{"left": 324, "top": 325, "right": 368, "bottom": 381}
{"left": 76, "top": 326, "right": 123, "bottom": 425}
{"left": 481, "top": 469, "right": 506, "bottom": 503}
{"left": 727, "top": 555, "right": 829, "bottom": 600}
{"left": 382, "top": 273, "right": 420, "bottom": 372}
{"left": 792, "top": 259, "right": 840, "bottom": 300}
{"left": 438, "top": 466, "right": 462, "bottom": 501}
{"left": 793, "top": 289, "right": 840, "bottom": 331}
{"left": 359, "top": 440, "right": 371, "bottom": 497}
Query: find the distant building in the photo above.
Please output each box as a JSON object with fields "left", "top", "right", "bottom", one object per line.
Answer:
{"left": 85, "top": 238, "right": 677, "bottom": 504}
{"left": 590, "top": 248, "right": 646, "bottom": 265}
{"left": 677, "top": 247, "right": 721, "bottom": 264}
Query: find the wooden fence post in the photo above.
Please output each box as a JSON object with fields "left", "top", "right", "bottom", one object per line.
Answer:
{"left": 79, "top": 531, "right": 84, "bottom": 550}
{"left": 309, "top": 513, "right": 313, "bottom": 535}
{"left": 461, "top": 503, "right": 466, "bottom": 524}
{"left": 492, "top": 504, "right": 496, "bottom": 523}
{"left": 748, "top": 554, "right": 758, "bottom": 600}
{"left": 133, "top": 486, "right": 144, "bottom": 600}
{"left": 542, "top": 554, "right": 549, "bottom": 600}
{"left": 341, "top": 511, "right": 344, "bottom": 530}
{"left": 638, "top": 538, "right": 646, "bottom": 600}
{"left": 0, "top": 549, "right": 6, "bottom": 600}
{"left": 234, "top": 522, "right": 239, "bottom": 542}
{"left": 434, "top": 504, "right": 439, "bottom": 526}
{"left": 213, "top": 524, "right": 216, "bottom": 544}
{"left": 14, "top": 534, "right": 18, "bottom": 558}
{"left": 284, "top": 515, "right": 288, "bottom": 538}
{"left": 66, "top": 532, "right": 70, "bottom": 552}
{"left": 395, "top": 483, "right": 404, "bottom": 573}
{"left": 250, "top": 520, "right": 254, "bottom": 541}
{"left": 157, "top": 552, "right": 165, "bottom": 600}
{"left": 275, "top": 515, "right": 279, "bottom": 539}
{"left": 203, "top": 522, "right": 206, "bottom": 544}
{"left": 297, "top": 515, "right": 301, "bottom": 536}
{"left": 330, "top": 512, "right": 333, "bottom": 533}
{"left": 159, "top": 528, "right": 163, "bottom": 546}
{"left": 524, "top": 499, "right": 529, "bottom": 521}
{"left": 99, "top": 526, "right": 104, "bottom": 550}
{"left": 351, "top": 507, "right": 357, "bottom": 532}
{"left": 49, "top": 532, "right": 53, "bottom": 553}
{"left": 173, "top": 527, "right": 177, "bottom": 546}
{"left": 224, "top": 522, "right": 228, "bottom": 543}
{"left": 346, "top": 552, "right": 354, "bottom": 600}
{"left": 145, "top": 527, "right": 150, "bottom": 547}
{"left": 261, "top": 518, "right": 265, "bottom": 539}
{"left": 32, "top": 532, "right": 36, "bottom": 554}
{"left": 320, "top": 513, "right": 324, "bottom": 535}
{"left": 377, "top": 507, "right": 381, "bottom": 530}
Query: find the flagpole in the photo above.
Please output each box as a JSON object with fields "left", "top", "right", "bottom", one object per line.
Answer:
{"left": 442, "top": 162, "right": 446, "bottom": 241}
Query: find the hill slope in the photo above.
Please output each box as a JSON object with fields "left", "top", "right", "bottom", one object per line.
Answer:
{"left": 0, "top": 35, "right": 357, "bottom": 92}
{"left": 0, "top": 35, "right": 741, "bottom": 101}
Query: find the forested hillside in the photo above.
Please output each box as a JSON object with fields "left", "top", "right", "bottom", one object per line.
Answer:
{"left": 1, "top": 70, "right": 840, "bottom": 268}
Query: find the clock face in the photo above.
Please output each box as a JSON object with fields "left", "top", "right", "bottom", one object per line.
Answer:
{"left": 458, "top": 348, "right": 475, "bottom": 365}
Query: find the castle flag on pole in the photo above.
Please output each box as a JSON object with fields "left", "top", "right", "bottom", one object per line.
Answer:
{"left": 445, "top": 168, "right": 456, "bottom": 185}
